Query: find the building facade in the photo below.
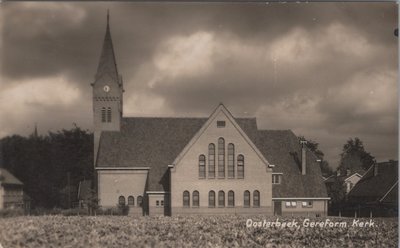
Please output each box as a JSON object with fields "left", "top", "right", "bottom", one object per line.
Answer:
{"left": 93, "top": 14, "right": 329, "bottom": 216}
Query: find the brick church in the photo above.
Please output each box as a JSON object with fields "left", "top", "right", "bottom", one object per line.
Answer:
{"left": 92, "top": 14, "right": 329, "bottom": 216}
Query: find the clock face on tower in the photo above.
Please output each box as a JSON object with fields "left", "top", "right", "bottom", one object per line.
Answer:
{"left": 103, "top": 85, "right": 110, "bottom": 92}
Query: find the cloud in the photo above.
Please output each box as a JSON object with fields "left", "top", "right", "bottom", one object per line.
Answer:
{"left": 0, "top": 75, "right": 83, "bottom": 137}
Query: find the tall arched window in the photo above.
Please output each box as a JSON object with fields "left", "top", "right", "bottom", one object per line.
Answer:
{"left": 237, "top": 155, "right": 244, "bottom": 179}
{"left": 208, "top": 144, "right": 215, "bottom": 178}
{"left": 209, "top": 191, "right": 215, "bottom": 207}
{"left": 228, "top": 144, "right": 235, "bottom": 178}
{"left": 218, "top": 190, "right": 225, "bottom": 207}
{"left": 183, "top": 191, "right": 190, "bottom": 207}
{"left": 228, "top": 190, "right": 235, "bottom": 207}
{"left": 218, "top": 138, "right": 225, "bottom": 178}
{"left": 193, "top": 191, "right": 199, "bottom": 207}
{"left": 107, "top": 107, "right": 112, "bottom": 122}
{"left": 244, "top": 190, "right": 250, "bottom": 207}
{"left": 137, "top": 196, "right": 143, "bottom": 207}
{"left": 101, "top": 107, "right": 106, "bottom": 122}
{"left": 253, "top": 190, "right": 260, "bottom": 207}
{"left": 128, "top": 196, "right": 134, "bottom": 206}
{"left": 199, "top": 155, "right": 206, "bottom": 178}
{"left": 118, "top": 196, "right": 126, "bottom": 206}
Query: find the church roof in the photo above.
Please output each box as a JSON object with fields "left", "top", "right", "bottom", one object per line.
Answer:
{"left": 94, "top": 12, "right": 121, "bottom": 85}
{"left": 255, "top": 130, "right": 328, "bottom": 198}
{"left": 96, "top": 117, "right": 328, "bottom": 198}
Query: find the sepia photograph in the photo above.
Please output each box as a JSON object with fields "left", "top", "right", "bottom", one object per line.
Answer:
{"left": 0, "top": 1, "right": 398, "bottom": 247}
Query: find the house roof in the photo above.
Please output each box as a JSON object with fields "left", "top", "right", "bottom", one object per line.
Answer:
{"left": 347, "top": 160, "right": 398, "bottom": 204}
{"left": 254, "top": 130, "right": 328, "bottom": 198}
{"left": 0, "top": 168, "right": 23, "bottom": 186}
{"left": 96, "top": 116, "right": 328, "bottom": 198}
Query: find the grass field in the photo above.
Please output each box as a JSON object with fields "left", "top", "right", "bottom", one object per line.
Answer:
{"left": 0, "top": 215, "right": 397, "bottom": 247}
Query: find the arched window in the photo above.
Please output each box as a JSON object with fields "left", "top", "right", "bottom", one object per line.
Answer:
{"left": 237, "top": 155, "right": 244, "bottom": 179}
{"left": 183, "top": 191, "right": 190, "bottom": 207}
{"left": 199, "top": 155, "right": 206, "bottom": 178}
{"left": 228, "top": 144, "right": 235, "bottom": 178}
{"left": 101, "top": 107, "right": 106, "bottom": 122}
{"left": 128, "top": 196, "right": 134, "bottom": 206}
{"left": 218, "top": 138, "right": 225, "bottom": 178}
{"left": 228, "top": 190, "right": 235, "bottom": 207}
{"left": 193, "top": 191, "right": 199, "bottom": 207}
{"left": 253, "top": 190, "right": 260, "bottom": 207}
{"left": 137, "top": 196, "right": 143, "bottom": 207}
{"left": 218, "top": 190, "right": 225, "bottom": 207}
{"left": 209, "top": 191, "right": 215, "bottom": 207}
{"left": 118, "top": 196, "right": 125, "bottom": 206}
{"left": 244, "top": 190, "right": 250, "bottom": 207}
{"left": 107, "top": 107, "right": 112, "bottom": 122}
{"left": 208, "top": 144, "right": 215, "bottom": 178}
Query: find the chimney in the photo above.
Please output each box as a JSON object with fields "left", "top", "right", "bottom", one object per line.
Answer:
{"left": 374, "top": 163, "right": 379, "bottom": 176}
{"left": 300, "top": 140, "right": 307, "bottom": 175}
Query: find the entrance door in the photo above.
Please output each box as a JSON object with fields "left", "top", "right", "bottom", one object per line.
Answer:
{"left": 274, "top": 201, "right": 282, "bottom": 216}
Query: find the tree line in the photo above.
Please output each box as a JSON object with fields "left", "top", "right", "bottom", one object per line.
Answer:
{"left": 0, "top": 125, "right": 93, "bottom": 209}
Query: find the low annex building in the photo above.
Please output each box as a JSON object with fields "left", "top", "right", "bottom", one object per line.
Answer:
{"left": 92, "top": 14, "right": 329, "bottom": 216}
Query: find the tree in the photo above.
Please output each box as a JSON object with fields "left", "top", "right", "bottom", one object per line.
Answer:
{"left": 339, "top": 137, "right": 375, "bottom": 173}
{"left": 0, "top": 125, "right": 93, "bottom": 209}
{"left": 326, "top": 176, "right": 346, "bottom": 204}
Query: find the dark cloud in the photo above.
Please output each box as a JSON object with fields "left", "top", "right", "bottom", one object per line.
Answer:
{"left": 0, "top": 2, "right": 397, "bottom": 166}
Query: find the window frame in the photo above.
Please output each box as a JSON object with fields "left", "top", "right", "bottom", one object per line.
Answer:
{"left": 118, "top": 196, "right": 126, "bottom": 206}
{"left": 209, "top": 191, "right": 215, "bottom": 208}
{"left": 183, "top": 191, "right": 190, "bottom": 207}
{"left": 199, "top": 155, "right": 206, "bottom": 179}
{"left": 208, "top": 144, "right": 215, "bottom": 178}
{"left": 244, "top": 190, "right": 250, "bottom": 208}
{"left": 218, "top": 190, "right": 225, "bottom": 207}
{"left": 193, "top": 191, "right": 200, "bottom": 207}
{"left": 128, "top": 196, "right": 134, "bottom": 206}
{"left": 218, "top": 138, "right": 225, "bottom": 178}
{"left": 253, "top": 190, "right": 260, "bottom": 207}
{"left": 101, "top": 107, "right": 106, "bottom": 123}
{"left": 228, "top": 143, "right": 235, "bottom": 178}
{"left": 237, "top": 155, "right": 244, "bottom": 179}
{"left": 228, "top": 190, "right": 235, "bottom": 207}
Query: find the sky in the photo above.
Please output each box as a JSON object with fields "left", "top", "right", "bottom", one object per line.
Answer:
{"left": 0, "top": 2, "right": 398, "bottom": 167}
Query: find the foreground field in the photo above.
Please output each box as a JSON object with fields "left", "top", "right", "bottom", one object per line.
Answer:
{"left": 0, "top": 215, "right": 397, "bottom": 247}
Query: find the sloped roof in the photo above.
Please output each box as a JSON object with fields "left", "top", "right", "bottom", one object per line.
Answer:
{"left": 0, "top": 168, "right": 23, "bottom": 186}
{"left": 97, "top": 116, "right": 328, "bottom": 198}
{"left": 94, "top": 15, "right": 120, "bottom": 85}
{"left": 347, "top": 160, "right": 398, "bottom": 203}
{"left": 254, "top": 130, "right": 328, "bottom": 198}
{"left": 78, "top": 180, "right": 93, "bottom": 200}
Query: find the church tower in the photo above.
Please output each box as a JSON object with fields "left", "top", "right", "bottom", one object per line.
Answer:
{"left": 92, "top": 11, "right": 124, "bottom": 164}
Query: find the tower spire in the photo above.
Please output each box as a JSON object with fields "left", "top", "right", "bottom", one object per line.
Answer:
{"left": 107, "top": 9, "right": 110, "bottom": 27}
{"left": 93, "top": 10, "right": 120, "bottom": 85}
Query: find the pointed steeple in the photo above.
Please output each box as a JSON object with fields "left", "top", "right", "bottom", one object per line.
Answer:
{"left": 94, "top": 10, "right": 120, "bottom": 84}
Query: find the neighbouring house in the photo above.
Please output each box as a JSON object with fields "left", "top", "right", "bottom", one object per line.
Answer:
{"left": 77, "top": 180, "right": 93, "bottom": 209}
{"left": 0, "top": 168, "right": 29, "bottom": 211}
{"left": 92, "top": 13, "right": 329, "bottom": 216}
{"left": 324, "top": 169, "right": 366, "bottom": 195}
{"left": 346, "top": 160, "right": 398, "bottom": 217}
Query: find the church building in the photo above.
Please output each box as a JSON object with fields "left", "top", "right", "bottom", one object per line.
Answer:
{"left": 92, "top": 14, "right": 329, "bottom": 216}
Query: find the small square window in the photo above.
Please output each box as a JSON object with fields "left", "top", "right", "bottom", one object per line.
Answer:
{"left": 161, "top": 200, "right": 164, "bottom": 206}
{"left": 217, "top": 121, "right": 226, "bottom": 128}
{"left": 156, "top": 200, "right": 159, "bottom": 206}
{"left": 291, "top": 201, "right": 297, "bottom": 207}
{"left": 285, "top": 201, "right": 291, "bottom": 207}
